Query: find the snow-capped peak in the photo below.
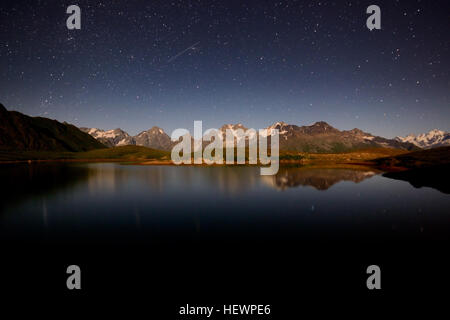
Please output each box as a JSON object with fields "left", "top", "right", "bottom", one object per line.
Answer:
{"left": 88, "top": 128, "right": 101, "bottom": 135}
{"left": 396, "top": 129, "right": 450, "bottom": 149}
{"left": 268, "top": 121, "right": 287, "bottom": 129}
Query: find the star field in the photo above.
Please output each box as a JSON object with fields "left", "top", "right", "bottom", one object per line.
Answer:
{"left": 0, "top": 0, "right": 448, "bottom": 137}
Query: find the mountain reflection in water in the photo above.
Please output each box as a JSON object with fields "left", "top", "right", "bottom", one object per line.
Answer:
{"left": 262, "top": 167, "right": 379, "bottom": 191}
{"left": 82, "top": 164, "right": 380, "bottom": 193}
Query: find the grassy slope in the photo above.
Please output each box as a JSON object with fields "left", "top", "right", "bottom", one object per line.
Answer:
{"left": 371, "top": 146, "right": 450, "bottom": 169}
{"left": 0, "top": 145, "right": 408, "bottom": 163}
{"left": 280, "top": 147, "right": 408, "bottom": 163}
{"left": 73, "top": 145, "right": 170, "bottom": 160}
{"left": 0, "top": 145, "right": 170, "bottom": 162}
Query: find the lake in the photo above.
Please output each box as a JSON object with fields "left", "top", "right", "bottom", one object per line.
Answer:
{"left": 1, "top": 162, "right": 449, "bottom": 243}
{"left": 1, "top": 162, "right": 449, "bottom": 298}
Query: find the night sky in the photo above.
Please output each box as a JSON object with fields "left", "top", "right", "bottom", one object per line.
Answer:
{"left": 0, "top": 0, "right": 448, "bottom": 137}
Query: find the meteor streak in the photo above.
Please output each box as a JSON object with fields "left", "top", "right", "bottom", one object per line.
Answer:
{"left": 168, "top": 41, "right": 200, "bottom": 63}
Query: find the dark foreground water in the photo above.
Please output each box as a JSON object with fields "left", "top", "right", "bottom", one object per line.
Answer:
{"left": 1, "top": 163, "right": 449, "bottom": 241}
{"left": 1, "top": 163, "right": 449, "bottom": 313}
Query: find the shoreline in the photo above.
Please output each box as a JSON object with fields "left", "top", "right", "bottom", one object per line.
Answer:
{"left": 2, "top": 146, "right": 448, "bottom": 174}
{"left": 0, "top": 157, "right": 406, "bottom": 173}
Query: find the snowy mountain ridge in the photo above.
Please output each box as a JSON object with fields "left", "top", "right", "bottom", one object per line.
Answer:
{"left": 396, "top": 129, "right": 450, "bottom": 149}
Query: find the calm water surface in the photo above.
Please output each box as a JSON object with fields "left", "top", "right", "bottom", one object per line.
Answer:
{"left": 1, "top": 162, "right": 449, "bottom": 244}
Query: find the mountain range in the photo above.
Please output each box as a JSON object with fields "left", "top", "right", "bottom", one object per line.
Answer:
{"left": 1, "top": 103, "right": 446, "bottom": 154}
{"left": 82, "top": 121, "right": 419, "bottom": 153}
{"left": 259, "top": 121, "right": 418, "bottom": 152}
{"left": 79, "top": 126, "right": 173, "bottom": 151}
{"left": 396, "top": 129, "right": 450, "bottom": 149}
